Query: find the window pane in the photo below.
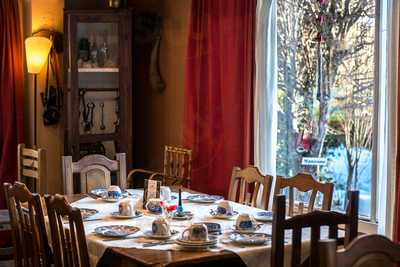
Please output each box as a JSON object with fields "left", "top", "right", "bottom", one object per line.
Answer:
{"left": 276, "top": 0, "right": 375, "bottom": 217}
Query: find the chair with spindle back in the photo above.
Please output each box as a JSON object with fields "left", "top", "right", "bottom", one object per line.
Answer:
{"left": 271, "top": 191, "right": 359, "bottom": 267}
{"left": 45, "top": 194, "right": 90, "bottom": 267}
{"left": 274, "top": 172, "right": 334, "bottom": 216}
{"left": 3, "top": 182, "right": 51, "bottom": 267}
{"left": 127, "top": 145, "right": 192, "bottom": 188}
{"left": 228, "top": 166, "right": 273, "bottom": 210}
{"left": 18, "top": 144, "right": 47, "bottom": 193}
{"left": 319, "top": 234, "right": 400, "bottom": 267}
{"left": 62, "top": 153, "right": 127, "bottom": 195}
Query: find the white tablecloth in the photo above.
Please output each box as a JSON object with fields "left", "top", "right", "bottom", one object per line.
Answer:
{"left": 70, "top": 189, "right": 326, "bottom": 267}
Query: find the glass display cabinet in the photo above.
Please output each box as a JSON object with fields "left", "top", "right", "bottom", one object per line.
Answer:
{"left": 63, "top": 9, "right": 133, "bottom": 166}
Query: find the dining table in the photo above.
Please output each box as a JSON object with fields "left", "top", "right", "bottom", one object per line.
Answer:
{"left": 65, "top": 187, "right": 331, "bottom": 267}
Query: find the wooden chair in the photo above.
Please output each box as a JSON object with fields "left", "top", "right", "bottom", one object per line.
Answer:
{"left": 62, "top": 153, "right": 127, "bottom": 195}
{"left": 319, "top": 234, "right": 400, "bottom": 267}
{"left": 45, "top": 194, "right": 90, "bottom": 267}
{"left": 18, "top": 144, "right": 47, "bottom": 193}
{"left": 228, "top": 166, "right": 273, "bottom": 210}
{"left": 127, "top": 145, "right": 192, "bottom": 187}
{"left": 271, "top": 191, "right": 359, "bottom": 267}
{"left": 274, "top": 172, "right": 334, "bottom": 216}
{"left": 3, "top": 182, "right": 51, "bottom": 267}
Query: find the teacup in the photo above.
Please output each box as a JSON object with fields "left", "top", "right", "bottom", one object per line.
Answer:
{"left": 152, "top": 217, "right": 170, "bottom": 236}
{"left": 160, "top": 186, "right": 172, "bottom": 201}
{"left": 217, "top": 200, "right": 233, "bottom": 215}
{"left": 119, "top": 200, "right": 134, "bottom": 216}
{"left": 236, "top": 213, "right": 256, "bottom": 230}
{"left": 107, "top": 185, "right": 122, "bottom": 199}
{"left": 182, "top": 223, "right": 209, "bottom": 242}
{"left": 146, "top": 198, "right": 163, "bottom": 214}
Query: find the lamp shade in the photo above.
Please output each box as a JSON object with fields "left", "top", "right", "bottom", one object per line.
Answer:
{"left": 25, "top": 36, "right": 52, "bottom": 74}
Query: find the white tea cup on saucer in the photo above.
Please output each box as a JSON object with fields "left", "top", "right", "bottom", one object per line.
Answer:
{"left": 160, "top": 186, "right": 172, "bottom": 201}
{"left": 236, "top": 213, "right": 256, "bottom": 231}
{"left": 216, "top": 200, "right": 234, "bottom": 215}
{"left": 119, "top": 200, "right": 135, "bottom": 216}
{"left": 107, "top": 185, "right": 122, "bottom": 199}
{"left": 152, "top": 217, "right": 170, "bottom": 236}
{"left": 182, "top": 223, "right": 209, "bottom": 241}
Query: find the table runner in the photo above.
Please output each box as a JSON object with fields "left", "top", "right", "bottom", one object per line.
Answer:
{"left": 70, "top": 189, "right": 326, "bottom": 267}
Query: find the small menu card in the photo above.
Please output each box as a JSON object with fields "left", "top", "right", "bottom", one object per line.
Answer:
{"left": 143, "top": 179, "right": 161, "bottom": 208}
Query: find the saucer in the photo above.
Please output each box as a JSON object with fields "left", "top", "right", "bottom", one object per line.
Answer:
{"left": 91, "top": 187, "right": 130, "bottom": 199}
{"left": 253, "top": 211, "right": 273, "bottom": 222}
{"left": 171, "top": 211, "right": 193, "bottom": 220}
{"left": 232, "top": 224, "right": 262, "bottom": 233}
{"left": 144, "top": 229, "right": 179, "bottom": 240}
{"left": 94, "top": 225, "right": 140, "bottom": 238}
{"left": 229, "top": 233, "right": 271, "bottom": 246}
{"left": 209, "top": 209, "right": 238, "bottom": 219}
{"left": 110, "top": 210, "right": 143, "bottom": 219}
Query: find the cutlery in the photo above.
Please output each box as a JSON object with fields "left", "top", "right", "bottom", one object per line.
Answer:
{"left": 142, "top": 240, "right": 175, "bottom": 247}
{"left": 63, "top": 217, "right": 102, "bottom": 224}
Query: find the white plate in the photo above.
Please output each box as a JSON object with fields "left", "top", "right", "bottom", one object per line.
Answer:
{"left": 229, "top": 233, "right": 270, "bottom": 246}
{"left": 187, "top": 195, "right": 224, "bottom": 203}
{"left": 253, "top": 211, "right": 273, "bottom": 222}
{"left": 176, "top": 235, "right": 218, "bottom": 246}
{"left": 110, "top": 211, "right": 143, "bottom": 219}
{"left": 94, "top": 225, "right": 140, "bottom": 238}
{"left": 209, "top": 210, "right": 238, "bottom": 219}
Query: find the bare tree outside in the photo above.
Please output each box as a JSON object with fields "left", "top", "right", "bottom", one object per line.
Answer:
{"left": 276, "top": 0, "right": 375, "bottom": 216}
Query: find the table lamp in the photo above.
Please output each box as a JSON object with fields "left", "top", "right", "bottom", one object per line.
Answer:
{"left": 25, "top": 36, "right": 52, "bottom": 146}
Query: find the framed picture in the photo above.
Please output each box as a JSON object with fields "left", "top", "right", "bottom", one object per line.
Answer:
{"left": 143, "top": 179, "right": 161, "bottom": 208}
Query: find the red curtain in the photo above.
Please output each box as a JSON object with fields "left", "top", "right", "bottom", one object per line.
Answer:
{"left": 183, "top": 0, "right": 255, "bottom": 197}
{"left": 394, "top": 29, "right": 400, "bottom": 242}
{"left": 0, "top": 0, "right": 24, "bottom": 246}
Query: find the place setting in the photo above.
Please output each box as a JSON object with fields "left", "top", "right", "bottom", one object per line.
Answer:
{"left": 109, "top": 199, "right": 143, "bottom": 219}
{"left": 89, "top": 185, "right": 137, "bottom": 203}
{"left": 175, "top": 223, "right": 219, "bottom": 251}
{"left": 209, "top": 200, "right": 238, "bottom": 219}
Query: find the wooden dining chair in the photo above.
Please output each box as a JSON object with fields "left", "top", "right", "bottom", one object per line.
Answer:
{"left": 3, "top": 182, "right": 51, "bottom": 267}
{"left": 127, "top": 145, "right": 192, "bottom": 188}
{"left": 274, "top": 172, "right": 334, "bottom": 216}
{"left": 228, "top": 166, "right": 273, "bottom": 210}
{"left": 18, "top": 144, "right": 47, "bottom": 193}
{"left": 271, "top": 190, "right": 359, "bottom": 267}
{"left": 62, "top": 153, "right": 127, "bottom": 195}
{"left": 45, "top": 194, "right": 90, "bottom": 267}
{"left": 319, "top": 234, "right": 400, "bottom": 267}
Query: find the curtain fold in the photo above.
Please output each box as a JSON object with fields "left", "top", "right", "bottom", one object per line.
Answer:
{"left": 254, "top": 0, "right": 277, "bottom": 206}
{"left": 183, "top": 0, "right": 256, "bottom": 197}
{"left": 0, "top": 0, "right": 24, "bottom": 211}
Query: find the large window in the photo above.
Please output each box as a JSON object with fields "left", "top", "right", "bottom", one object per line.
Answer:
{"left": 276, "top": 0, "right": 376, "bottom": 218}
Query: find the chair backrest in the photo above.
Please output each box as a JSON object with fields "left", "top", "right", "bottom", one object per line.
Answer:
{"left": 271, "top": 191, "right": 359, "bottom": 267}
{"left": 62, "top": 153, "right": 126, "bottom": 195}
{"left": 162, "top": 145, "right": 192, "bottom": 187}
{"left": 228, "top": 166, "right": 273, "bottom": 210}
{"left": 17, "top": 144, "right": 46, "bottom": 193}
{"left": 319, "top": 234, "right": 400, "bottom": 267}
{"left": 3, "top": 182, "right": 50, "bottom": 267}
{"left": 274, "top": 172, "right": 334, "bottom": 216}
{"left": 45, "top": 194, "right": 90, "bottom": 267}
